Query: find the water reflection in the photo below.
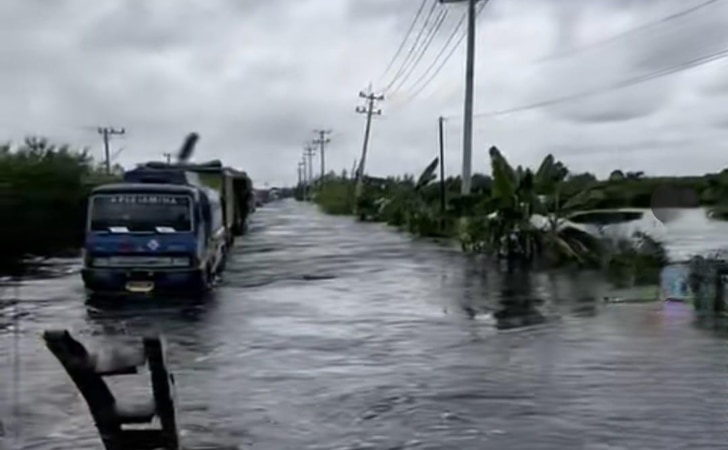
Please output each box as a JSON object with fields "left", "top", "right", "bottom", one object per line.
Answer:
{"left": 449, "top": 257, "right": 608, "bottom": 330}
{"left": 2, "top": 201, "right": 728, "bottom": 449}
{"left": 493, "top": 270, "right": 547, "bottom": 330}
{"left": 452, "top": 262, "right": 550, "bottom": 330}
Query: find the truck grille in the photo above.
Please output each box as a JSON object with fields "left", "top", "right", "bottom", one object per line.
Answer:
{"left": 91, "top": 255, "right": 191, "bottom": 268}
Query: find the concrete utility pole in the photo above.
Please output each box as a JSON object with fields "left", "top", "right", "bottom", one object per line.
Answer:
{"left": 97, "top": 127, "right": 125, "bottom": 174}
{"left": 355, "top": 90, "right": 384, "bottom": 197}
{"left": 303, "top": 145, "right": 316, "bottom": 200}
{"left": 299, "top": 159, "right": 307, "bottom": 199}
{"left": 440, "top": 0, "right": 478, "bottom": 195}
{"left": 351, "top": 159, "right": 358, "bottom": 181}
{"left": 313, "top": 129, "right": 332, "bottom": 185}
{"left": 438, "top": 116, "right": 446, "bottom": 216}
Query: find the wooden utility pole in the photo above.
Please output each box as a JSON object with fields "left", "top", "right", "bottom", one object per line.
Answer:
{"left": 355, "top": 90, "right": 384, "bottom": 197}
{"left": 440, "top": 0, "right": 479, "bottom": 195}
{"left": 97, "top": 127, "right": 125, "bottom": 174}
{"left": 313, "top": 129, "right": 332, "bottom": 185}
{"left": 303, "top": 145, "right": 316, "bottom": 200}
{"left": 162, "top": 153, "right": 172, "bottom": 164}
{"left": 438, "top": 116, "right": 446, "bottom": 216}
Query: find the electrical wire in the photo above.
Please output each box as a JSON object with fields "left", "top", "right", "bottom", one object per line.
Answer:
{"left": 375, "top": 0, "right": 429, "bottom": 85}
{"left": 388, "top": 8, "right": 450, "bottom": 97}
{"left": 466, "top": 46, "right": 728, "bottom": 119}
{"left": 396, "top": 0, "right": 490, "bottom": 107}
{"left": 395, "top": 0, "right": 720, "bottom": 111}
{"left": 382, "top": 0, "right": 440, "bottom": 93}
{"left": 395, "top": 12, "right": 468, "bottom": 105}
{"left": 539, "top": 0, "right": 725, "bottom": 62}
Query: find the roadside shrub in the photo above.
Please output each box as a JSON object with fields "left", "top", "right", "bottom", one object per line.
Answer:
{"left": 604, "top": 231, "right": 669, "bottom": 286}
{"left": 314, "top": 180, "right": 355, "bottom": 215}
{"left": 0, "top": 137, "right": 110, "bottom": 269}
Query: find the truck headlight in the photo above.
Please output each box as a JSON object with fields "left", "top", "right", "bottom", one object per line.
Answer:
{"left": 92, "top": 257, "right": 111, "bottom": 267}
{"left": 169, "top": 257, "right": 191, "bottom": 267}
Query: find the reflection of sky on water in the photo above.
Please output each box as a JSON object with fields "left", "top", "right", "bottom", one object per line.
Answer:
{"left": 659, "top": 301, "right": 695, "bottom": 329}
{"left": 634, "top": 298, "right": 693, "bottom": 331}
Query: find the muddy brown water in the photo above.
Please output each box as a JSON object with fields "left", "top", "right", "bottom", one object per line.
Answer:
{"left": 0, "top": 201, "right": 727, "bottom": 449}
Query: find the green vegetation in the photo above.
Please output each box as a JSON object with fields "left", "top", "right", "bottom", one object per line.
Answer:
{"left": 0, "top": 137, "right": 117, "bottom": 271}
{"left": 688, "top": 255, "right": 728, "bottom": 315}
{"left": 604, "top": 232, "right": 669, "bottom": 287}
{"left": 314, "top": 177, "right": 356, "bottom": 215}
{"left": 311, "top": 146, "right": 678, "bottom": 284}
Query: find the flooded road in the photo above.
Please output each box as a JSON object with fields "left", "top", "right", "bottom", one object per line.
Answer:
{"left": 1, "top": 200, "right": 728, "bottom": 449}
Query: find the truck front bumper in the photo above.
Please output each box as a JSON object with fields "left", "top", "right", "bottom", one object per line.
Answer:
{"left": 81, "top": 267, "right": 208, "bottom": 298}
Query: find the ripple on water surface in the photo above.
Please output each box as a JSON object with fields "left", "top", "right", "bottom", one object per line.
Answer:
{"left": 1, "top": 200, "right": 727, "bottom": 449}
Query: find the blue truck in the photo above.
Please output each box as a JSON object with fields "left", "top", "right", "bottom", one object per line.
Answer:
{"left": 81, "top": 150, "right": 254, "bottom": 298}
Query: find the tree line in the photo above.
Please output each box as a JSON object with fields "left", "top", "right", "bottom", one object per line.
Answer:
{"left": 0, "top": 137, "right": 120, "bottom": 272}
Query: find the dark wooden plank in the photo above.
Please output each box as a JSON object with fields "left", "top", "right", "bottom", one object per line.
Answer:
{"left": 43, "top": 330, "right": 122, "bottom": 449}
{"left": 144, "top": 336, "right": 180, "bottom": 450}
{"left": 45, "top": 330, "right": 181, "bottom": 450}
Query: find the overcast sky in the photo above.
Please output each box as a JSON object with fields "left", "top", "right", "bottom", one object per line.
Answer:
{"left": 2, "top": 0, "right": 728, "bottom": 186}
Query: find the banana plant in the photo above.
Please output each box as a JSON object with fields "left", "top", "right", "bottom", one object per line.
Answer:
{"left": 467, "top": 146, "right": 603, "bottom": 267}
{"left": 376, "top": 157, "right": 444, "bottom": 236}
{"left": 409, "top": 157, "right": 446, "bottom": 236}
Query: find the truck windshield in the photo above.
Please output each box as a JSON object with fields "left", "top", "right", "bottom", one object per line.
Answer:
{"left": 89, "top": 193, "right": 193, "bottom": 232}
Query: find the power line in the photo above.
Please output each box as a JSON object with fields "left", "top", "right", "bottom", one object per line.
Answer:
{"left": 397, "top": 10, "right": 468, "bottom": 101}
{"left": 382, "top": 0, "right": 440, "bottom": 93}
{"left": 396, "top": 0, "right": 717, "bottom": 109}
{"left": 465, "top": 46, "right": 728, "bottom": 119}
{"left": 540, "top": 0, "right": 724, "bottom": 63}
{"left": 110, "top": 146, "right": 126, "bottom": 163}
{"left": 376, "top": 0, "right": 430, "bottom": 85}
{"left": 396, "top": 0, "right": 489, "bottom": 108}
{"left": 394, "top": 12, "right": 468, "bottom": 107}
{"left": 388, "top": 8, "right": 450, "bottom": 97}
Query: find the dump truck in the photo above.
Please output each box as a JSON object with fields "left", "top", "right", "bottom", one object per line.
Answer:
{"left": 166, "top": 160, "right": 255, "bottom": 244}
{"left": 80, "top": 134, "right": 254, "bottom": 298}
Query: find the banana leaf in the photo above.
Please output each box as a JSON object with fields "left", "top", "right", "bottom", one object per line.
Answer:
{"left": 535, "top": 154, "right": 555, "bottom": 187}
{"left": 415, "top": 157, "right": 439, "bottom": 192}
{"left": 561, "top": 188, "right": 606, "bottom": 212}
{"left": 489, "top": 146, "right": 517, "bottom": 200}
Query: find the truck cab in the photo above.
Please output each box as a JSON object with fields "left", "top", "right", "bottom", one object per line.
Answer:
{"left": 81, "top": 169, "right": 226, "bottom": 297}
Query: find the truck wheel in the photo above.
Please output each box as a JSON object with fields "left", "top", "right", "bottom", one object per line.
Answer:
{"left": 204, "top": 265, "right": 214, "bottom": 290}
{"left": 232, "top": 222, "right": 243, "bottom": 236}
{"left": 194, "top": 265, "right": 213, "bottom": 296}
{"left": 217, "top": 251, "right": 227, "bottom": 274}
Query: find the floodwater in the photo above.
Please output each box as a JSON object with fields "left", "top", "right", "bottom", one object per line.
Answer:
{"left": 1, "top": 202, "right": 727, "bottom": 449}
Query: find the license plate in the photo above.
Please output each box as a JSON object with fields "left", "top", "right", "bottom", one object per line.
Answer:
{"left": 125, "top": 281, "right": 154, "bottom": 293}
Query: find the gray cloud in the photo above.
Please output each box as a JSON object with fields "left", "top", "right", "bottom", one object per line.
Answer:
{"left": 0, "top": 0, "right": 727, "bottom": 185}
{"left": 508, "top": 0, "right": 728, "bottom": 125}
